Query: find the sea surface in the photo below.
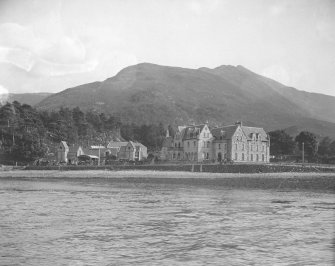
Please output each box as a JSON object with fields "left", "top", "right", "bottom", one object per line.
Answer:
{"left": 0, "top": 177, "right": 334, "bottom": 265}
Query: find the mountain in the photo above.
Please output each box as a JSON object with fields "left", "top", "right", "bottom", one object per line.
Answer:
{"left": 7, "top": 93, "right": 53, "bottom": 106}
{"left": 36, "top": 63, "right": 335, "bottom": 138}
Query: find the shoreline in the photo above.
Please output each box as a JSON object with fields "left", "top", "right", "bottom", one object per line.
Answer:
{"left": 1, "top": 169, "right": 335, "bottom": 179}
{"left": 1, "top": 170, "right": 334, "bottom": 190}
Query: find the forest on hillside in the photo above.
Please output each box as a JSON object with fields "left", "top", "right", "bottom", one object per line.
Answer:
{"left": 0, "top": 101, "right": 166, "bottom": 163}
{"left": 0, "top": 101, "right": 335, "bottom": 164}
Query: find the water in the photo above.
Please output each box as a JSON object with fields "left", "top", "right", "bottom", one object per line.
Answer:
{"left": 0, "top": 178, "right": 334, "bottom": 265}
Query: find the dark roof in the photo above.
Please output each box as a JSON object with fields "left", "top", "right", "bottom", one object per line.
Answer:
{"left": 134, "top": 142, "right": 147, "bottom": 149}
{"left": 68, "top": 144, "right": 82, "bottom": 154}
{"left": 241, "top": 126, "right": 268, "bottom": 140}
{"left": 211, "top": 124, "right": 268, "bottom": 141}
{"left": 83, "top": 148, "right": 110, "bottom": 157}
{"left": 67, "top": 145, "right": 83, "bottom": 159}
{"left": 107, "top": 141, "right": 128, "bottom": 149}
{"left": 182, "top": 124, "right": 206, "bottom": 140}
{"left": 211, "top": 125, "right": 238, "bottom": 140}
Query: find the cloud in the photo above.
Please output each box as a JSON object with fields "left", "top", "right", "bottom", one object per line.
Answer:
{"left": 0, "top": 47, "right": 34, "bottom": 71}
{"left": 0, "top": 22, "right": 97, "bottom": 76}
{"left": 31, "top": 58, "right": 99, "bottom": 77}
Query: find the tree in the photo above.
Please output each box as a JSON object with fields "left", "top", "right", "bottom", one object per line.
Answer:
{"left": 295, "top": 131, "right": 318, "bottom": 160}
{"left": 318, "top": 137, "right": 332, "bottom": 157}
{"left": 268, "top": 130, "right": 296, "bottom": 156}
{"left": 330, "top": 141, "right": 335, "bottom": 156}
{"left": 72, "top": 107, "right": 88, "bottom": 137}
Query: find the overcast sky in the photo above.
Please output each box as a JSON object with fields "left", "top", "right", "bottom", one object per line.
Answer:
{"left": 0, "top": 0, "right": 334, "bottom": 96}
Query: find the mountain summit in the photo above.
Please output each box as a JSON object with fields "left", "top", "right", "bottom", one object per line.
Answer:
{"left": 36, "top": 63, "right": 335, "bottom": 138}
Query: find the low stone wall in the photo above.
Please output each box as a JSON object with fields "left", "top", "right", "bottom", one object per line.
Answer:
{"left": 25, "top": 163, "right": 335, "bottom": 173}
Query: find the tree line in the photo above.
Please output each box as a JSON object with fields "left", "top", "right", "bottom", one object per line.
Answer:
{"left": 0, "top": 101, "right": 166, "bottom": 163}
{"left": 268, "top": 130, "right": 335, "bottom": 163}
{"left": 1, "top": 101, "right": 334, "bottom": 164}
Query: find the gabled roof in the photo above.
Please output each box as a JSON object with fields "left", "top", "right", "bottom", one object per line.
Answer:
{"left": 67, "top": 145, "right": 83, "bottom": 159}
{"left": 211, "top": 125, "right": 238, "bottom": 140}
{"left": 133, "top": 142, "right": 147, "bottom": 149}
{"left": 182, "top": 124, "right": 206, "bottom": 140}
{"left": 241, "top": 126, "right": 268, "bottom": 140}
{"left": 107, "top": 141, "right": 128, "bottom": 149}
{"left": 211, "top": 124, "right": 268, "bottom": 141}
{"left": 83, "top": 147, "right": 110, "bottom": 157}
{"left": 60, "top": 141, "right": 69, "bottom": 150}
{"left": 68, "top": 144, "right": 82, "bottom": 153}
{"left": 128, "top": 141, "right": 136, "bottom": 149}
{"left": 177, "top": 126, "right": 186, "bottom": 132}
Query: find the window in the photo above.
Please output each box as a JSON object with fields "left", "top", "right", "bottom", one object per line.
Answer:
{"left": 242, "top": 144, "right": 245, "bottom": 151}
{"left": 251, "top": 145, "right": 253, "bottom": 151}
{"left": 188, "top": 142, "right": 190, "bottom": 148}
{"left": 224, "top": 143, "right": 227, "bottom": 150}
{"left": 175, "top": 143, "right": 177, "bottom": 148}
{"left": 262, "top": 154, "right": 265, "bottom": 161}
{"left": 256, "top": 154, "right": 259, "bottom": 161}
{"left": 173, "top": 153, "right": 176, "bottom": 159}
{"left": 235, "top": 153, "right": 237, "bottom": 160}
{"left": 262, "top": 145, "right": 265, "bottom": 152}
{"left": 207, "top": 141, "right": 210, "bottom": 148}
{"left": 218, "top": 144, "right": 221, "bottom": 149}
{"left": 251, "top": 154, "right": 253, "bottom": 161}
{"left": 194, "top": 141, "right": 196, "bottom": 147}
{"left": 178, "top": 142, "right": 181, "bottom": 148}
{"left": 203, "top": 141, "right": 205, "bottom": 148}
{"left": 206, "top": 153, "right": 209, "bottom": 159}
{"left": 256, "top": 145, "right": 258, "bottom": 152}
{"left": 242, "top": 153, "right": 244, "bottom": 161}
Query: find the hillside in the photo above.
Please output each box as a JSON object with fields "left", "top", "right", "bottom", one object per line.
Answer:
{"left": 8, "top": 93, "right": 53, "bottom": 106}
{"left": 36, "top": 63, "right": 335, "bottom": 138}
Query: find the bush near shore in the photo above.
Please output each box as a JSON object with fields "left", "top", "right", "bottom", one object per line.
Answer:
{"left": 25, "top": 163, "right": 335, "bottom": 173}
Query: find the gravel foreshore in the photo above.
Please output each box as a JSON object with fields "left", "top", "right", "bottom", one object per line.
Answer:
{"left": 0, "top": 170, "right": 334, "bottom": 190}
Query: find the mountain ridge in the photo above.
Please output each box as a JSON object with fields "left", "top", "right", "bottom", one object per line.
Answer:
{"left": 35, "top": 63, "right": 335, "bottom": 138}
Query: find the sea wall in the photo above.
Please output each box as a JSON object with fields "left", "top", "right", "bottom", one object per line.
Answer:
{"left": 25, "top": 163, "right": 335, "bottom": 173}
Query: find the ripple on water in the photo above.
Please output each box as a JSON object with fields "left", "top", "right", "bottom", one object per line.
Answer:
{"left": 0, "top": 179, "right": 334, "bottom": 265}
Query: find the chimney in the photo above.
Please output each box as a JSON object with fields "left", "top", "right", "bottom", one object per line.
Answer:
{"left": 166, "top": 129, "right": 170, "bottom": 138}
{"left": 235, "top": 121, "right": 242, "bottom": 126}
